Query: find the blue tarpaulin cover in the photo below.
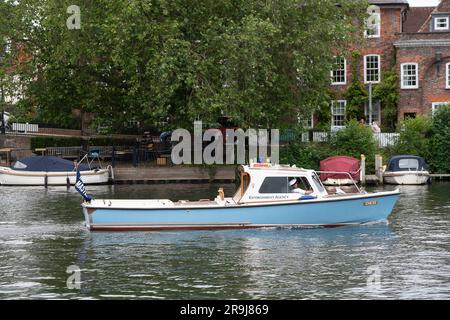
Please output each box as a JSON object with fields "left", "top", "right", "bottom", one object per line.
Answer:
{"left": 386, "top": 155, "right": 428, "bottom": 172}
{"left": 12, "top": 156, "right": 91, "bottom": 172}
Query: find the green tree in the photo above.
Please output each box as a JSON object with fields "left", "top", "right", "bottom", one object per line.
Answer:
{"left": 0, "top": 0, "right": 368, "bottom": 131}
{"left": 331, "top": 119, "right": 377, "bottom": 163}
{"left": 429, "top": 105, "right": 450, "bottom": 173}
{"left": 392, "top": 116, "right": 431, "bottom": 159}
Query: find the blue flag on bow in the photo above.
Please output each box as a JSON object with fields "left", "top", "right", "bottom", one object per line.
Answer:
{"left": 75, "top": 169, "right": 93, "bottom": 202}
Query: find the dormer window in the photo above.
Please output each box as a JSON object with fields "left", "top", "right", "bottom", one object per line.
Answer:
{"left": 365, "top": 7, "right": 380, "bottom": 38}
{"left": 434, "top": 17, "right": 449, "bottom": 30}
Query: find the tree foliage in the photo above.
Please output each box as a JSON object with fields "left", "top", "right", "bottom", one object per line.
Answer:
{"left": 429, "top": 105, "right": 450, "bottom": 173}
{"left": 373, "top": 70, "right": 399, "bottom": 130}
{"left": 0, "top": 0, "right": 367, "bottom": 131}
{"left": 344, "top": 51, "right": 367, "bottom": 122}
{"left": 392, "top": 116, "right": 431, "bottom": 160}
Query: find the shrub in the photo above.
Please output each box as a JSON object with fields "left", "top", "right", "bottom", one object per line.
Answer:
{"left": 280, "top": 142, "right": 333, "bottom": 170}
{"left": 331, "top": 119, "right": 378, "bottom": 163}
{"left": 392, "top": 116, "right": 431, "bottom": 160}
{"left": 429, "top": 105, "right": 450, "bottom": 173}
{"left": 31, "top": 136, "right": 84, "bottom": 149}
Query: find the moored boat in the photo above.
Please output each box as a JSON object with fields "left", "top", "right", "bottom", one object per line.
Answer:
{"left": 81, "top": 163, "right": 399, "bottom": 231}
{"left": 383, "top": 155, "right": 430, "bottom": 185}
{"left": 0, "top": 155, "right": 111, "bottom": 186}
{"left": 319, "top": 156, "right": 361, "bottom": 186}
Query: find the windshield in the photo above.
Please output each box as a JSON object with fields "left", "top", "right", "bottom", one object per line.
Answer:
{"left": 312, "top": 173, "right": 325, "bottom": 193}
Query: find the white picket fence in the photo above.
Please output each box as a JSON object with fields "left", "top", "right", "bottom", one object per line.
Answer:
{"left": 374, "top": 132, "right": 399, "bottom": 148}
{"left": 301, "top": 131, "right": 399, "bottom": 148}
{"left": 12, "top": 123, "right": 39, "bottom": 134}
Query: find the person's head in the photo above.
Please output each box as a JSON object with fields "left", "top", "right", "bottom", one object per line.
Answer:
{"left": 289, "top": 179, "right": 297, "bottom": 188}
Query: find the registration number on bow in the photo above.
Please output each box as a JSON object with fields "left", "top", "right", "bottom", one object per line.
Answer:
{"left": 363, "top": 200, "right": 378, "bottom": 206}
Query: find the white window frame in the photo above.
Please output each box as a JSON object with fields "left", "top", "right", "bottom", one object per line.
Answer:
{"left": 365, "top": 12, "right": 381, "bottom": 38}
{"left": 297, "top": 113, "right": 314, "bottom": 129}
{"left": 331, "top": 57, "right": 347, "bottom": 85}
{"left": 331, "top": 100, "right": 346, "bottom": 129}
{"left": 434, "top": 17, "right": 449, "bottom": 30}
{"left": 401, "top": 63, "right": 419, "bottom": 89}
{"left": 364, "top": 55, "right": 381, "bottom": 84}
{"left": 446, "top": 62, "right": 450, "bottom": 89}
{"left": 432, "top": 102, "right": 449, "bottom": 116}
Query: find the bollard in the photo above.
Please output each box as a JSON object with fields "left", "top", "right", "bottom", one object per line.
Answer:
{"left": 375, "top": 154, "right": 383, "bottom": 184}
{"left": 360, "top": 154, "right": 366, "bottom": 185}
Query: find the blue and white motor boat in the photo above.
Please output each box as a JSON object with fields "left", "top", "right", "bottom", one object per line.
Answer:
{"left": 81, "top": 163, "right": 400, "bottom": 231}
{"left": 383, "top": 155, "right": 430, "bottom": 185}
{"left": 0, "top": 154, "right": 112, "bottom": 186}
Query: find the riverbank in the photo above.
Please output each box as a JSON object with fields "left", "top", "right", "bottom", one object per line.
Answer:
{"left": 113, "top": 165, "right": 236, "bottom": 184}
{"left": 111, "top": 165, "right": 450, "bottom": 185}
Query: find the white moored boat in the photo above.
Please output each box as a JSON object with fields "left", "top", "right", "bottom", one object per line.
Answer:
{"left": 0, "top": 155, "right": 111, "bottom": 186}
{"left": 383, "top": 155, "right": 430, "bottom": 185}
{"left": 80, "top": 163, "right": 400, "bottom": 232}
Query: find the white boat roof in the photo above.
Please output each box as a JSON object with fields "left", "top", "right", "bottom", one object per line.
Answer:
{"left": 241, "top": 164, "right": 316, "bottom": 175}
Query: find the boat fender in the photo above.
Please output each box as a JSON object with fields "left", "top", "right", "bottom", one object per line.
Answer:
{"left": 44, "top": 174, "right": 48, "bottom": 188}
{"left": 299, "top": 195, "right": 316, "bottom": 200}
{"left": 66, "top": 177, "right": 70, "bottom": 188}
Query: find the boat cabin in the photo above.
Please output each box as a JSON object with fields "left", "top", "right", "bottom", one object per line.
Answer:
{"left": 386, "top": 155, "right": 428, "bottom": 172}
{"left": 232, "top": 164, "right": 328, "bottom": 204}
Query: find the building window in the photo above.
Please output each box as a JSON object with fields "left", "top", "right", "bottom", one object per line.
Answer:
{"left": 331, "top": 57, "right": 346, "bottom": 85}
{"left": 331, "top": 100, "right": 346, "bottom": 128}
{"left": 446, "top": 63, "right": 450, "bottom": 89}
{"left": 404, "top": 112, "right": 416, "bottom": 120}
{"left": 434, "top": 17, "right": 449, "bottom": 30}
{"left": 365, "top": 12, "right": 381, "bottom": 38}
{"left": 432, "top": 102, "right": 449, "bottom": 116}
{"left": 297, "top": 113, "right": 314, "bottom": 129}
{"left": 364, "top": 100, "right": 381, "bottom": 124}
{"left": 364, "top": 55, "right": 380, "bottom": 83}
{"left": 401, "top": 63, "right": 419, "bottom": 89}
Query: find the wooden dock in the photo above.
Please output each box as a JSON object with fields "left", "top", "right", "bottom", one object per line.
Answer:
{"left": 113, "top": 165, "right": 236, "bottom": 184}
{"left": 430, "top": 174, "right": 450, "bottom": 181}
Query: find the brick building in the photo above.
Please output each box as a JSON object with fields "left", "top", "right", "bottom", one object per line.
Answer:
{"left": 326, "top": 0, "right": 450, "bottom": 131}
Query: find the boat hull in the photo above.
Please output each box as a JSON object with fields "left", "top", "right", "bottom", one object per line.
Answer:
{"left": 383, "top": 171, "right": 430, "bottom": 185}
{"left": 82, "top": 191, "right": 399, "bottom": 231}
{"left": 0, "top": 167, "right": 110, "bottom": 186}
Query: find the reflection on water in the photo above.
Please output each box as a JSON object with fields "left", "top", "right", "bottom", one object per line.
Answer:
{"left": 0, "top": 182, "right": 449, "bottom": 299}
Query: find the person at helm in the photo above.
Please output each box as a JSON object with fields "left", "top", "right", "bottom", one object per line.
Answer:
{"left": 289, "top": 178, "right": 313, "bottom": 195}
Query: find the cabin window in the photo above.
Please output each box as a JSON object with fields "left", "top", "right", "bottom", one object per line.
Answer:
{"left": 13, "top": 161, "right": 27, "bottom": 169}
{"left": 311, "top": 173, "right": 325, "bottom": 193}
{"left": 288, "top": 177, "right": 313, "bottom": 193}
{"left": 259, "top": 177, "right": 288, "bottom": 194}
{"left": 398, "top": 159, "right": 419, "bottom": 170}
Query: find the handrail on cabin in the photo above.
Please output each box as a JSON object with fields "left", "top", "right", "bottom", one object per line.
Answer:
{"left": 315, "top": 170, "right": 362, "bottom": 194}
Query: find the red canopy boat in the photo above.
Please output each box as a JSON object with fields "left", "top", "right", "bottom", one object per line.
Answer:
{"left": 319, "top": 156, "right": 360, "bottom": 185}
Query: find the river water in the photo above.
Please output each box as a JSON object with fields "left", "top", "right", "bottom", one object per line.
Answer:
{"left": 0, "top": 182, "right": 449, "bottom": 299}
